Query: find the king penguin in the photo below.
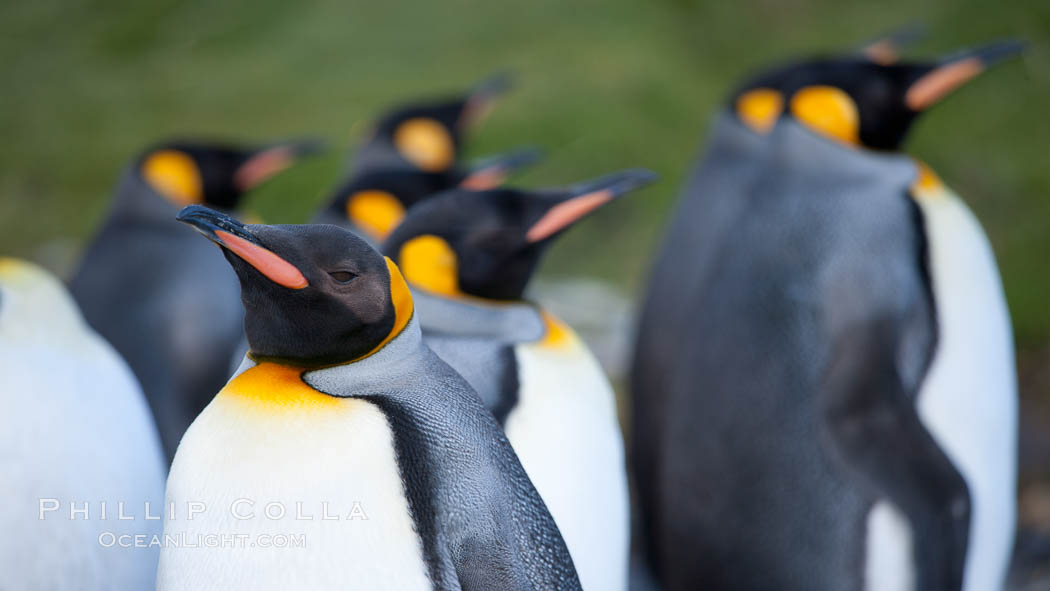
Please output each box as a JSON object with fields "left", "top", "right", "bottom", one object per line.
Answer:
{"left": 0, "top": 258, "right": 165, "bottom": 590}
{"left": 383, "top": 169, "right": 657, "bottom": 591}
{"left": 632, "top": 40, "right": 1022, "bottom": 591}
{"left": 315, "top": 146, "right": 541, "bottom": 244}
{"left": 631, "top": 30, "right": 926, "bottom": 544}
{"left": 70, "top": 138, "right": 321, "bottom": 462}
{"left": 349, "top": 72, "right": 512, "bottom": 176}
{"left": 160, "top": 205, "right": 581, "bottom": 591}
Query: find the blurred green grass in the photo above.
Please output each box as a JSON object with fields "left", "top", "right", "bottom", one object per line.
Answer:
{"left": 2, "top": 0, "right": 1048, "bottom": 365}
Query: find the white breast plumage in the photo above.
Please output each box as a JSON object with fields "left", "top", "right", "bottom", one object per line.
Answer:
{"left": 506, "top": 314, "right": 629, "bottom": 591}
{"left": 909, "top": 172, "right": 1017, "bottom": 591}
{"left": 157, "top": 361, "right": 432, "bottom": 591}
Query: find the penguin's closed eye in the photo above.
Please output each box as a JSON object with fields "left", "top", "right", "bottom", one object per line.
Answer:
{"left": 328, "top": 271, "right": 358, "bottom": 284}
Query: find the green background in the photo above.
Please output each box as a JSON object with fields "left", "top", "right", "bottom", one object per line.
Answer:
{"left": 2, "top": 1, "right": 1048, "bottom": 446}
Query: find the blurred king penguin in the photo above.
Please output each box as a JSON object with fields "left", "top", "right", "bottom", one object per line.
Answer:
{"left": 632, "top": 36, "right": 1021, "bottom": 591}
{"left": 70, "top": 139, "right": 320, "bottom": 461}
{"left": 159, "top": 206, "right": 581, "bottom": 591}
{"left": 316, "top": 73, "right": 537, "bottom": 245}
{"left": 0, "top": 258, "right": 165, "bottom": 590}
{"left": 384, "top": 169, "right": 657, "bottom": 591}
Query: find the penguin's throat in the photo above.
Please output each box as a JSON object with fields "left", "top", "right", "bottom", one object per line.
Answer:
{"left": 220, "top": 362, "right": 343, "bottom": 411}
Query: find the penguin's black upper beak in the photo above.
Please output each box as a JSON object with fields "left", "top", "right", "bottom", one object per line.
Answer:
{"left": 525, "top": 168, "right": 659, "bottom": 243}
{"left": 234, "top": 137, "right": 327, "bottom": 191}
{"left": 178, "top": 204, "right": 258, "bottom": 246}
{"left": 177, "top": 205, "right": 309, "bottom": 289}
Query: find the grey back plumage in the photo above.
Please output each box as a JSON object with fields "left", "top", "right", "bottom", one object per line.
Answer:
{"left": 71, "top": 169, "right": 244, "bottom": 461}
{"left": 637, "top": 120, "right": 948, "bottom": 590}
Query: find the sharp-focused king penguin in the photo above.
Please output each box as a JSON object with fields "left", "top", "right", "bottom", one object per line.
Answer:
{"left": 632, "top": 39, "right": 1022, "bottom": 591}
{"left": 384, "top": 169, "right": 657, "bottom": 591}
{"left": 316, "top": 146, "right": 542, "bottom": 244}
{"left": 160, "top": 206, "right": 581, "bottom": 591}
{"left": 70, "top": 139, "right": 321, "bottom": 462}
{"left": 0, "top": 258, "right": 165, "bottom": 589}
{"left": 350, "top": 72, "right": 512, "bottom": 176}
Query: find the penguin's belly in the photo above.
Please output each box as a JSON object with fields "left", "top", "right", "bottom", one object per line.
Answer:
{"left": 158, "top": 369, "right": 432, "bottom": 591}
{"left": 507, "top": 332, "right": 629, "bottom": 591}
{"left": 906, "top": 186, "right": 1017, "bottom": 591}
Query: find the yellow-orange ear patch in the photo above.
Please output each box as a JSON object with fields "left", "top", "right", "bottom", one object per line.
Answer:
{"left": 735, "top": 88, "right": 783, "bottom": 134}
{"left": 142, "top": 150, "right": 203, "bottom": 206}
{"left": 394, "top": 118, "right": 455, "bottom": 172}
{"left": 346, "top": 190, "right": 406, "bottom": 241}
{"left": 397, "top": 234, "right": 461, "bottom": 297}
{"left": 790, "top": 86, "right": 860, "bottom": 146}
{"left": 351, "top": 257, "right": 416, "bottom": 361}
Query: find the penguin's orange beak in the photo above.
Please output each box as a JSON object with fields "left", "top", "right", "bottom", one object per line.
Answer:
{"left": 177, "top": 205, "right": 308, "bottom": 290}
{"left": 526, "top": 168, "right": 659, "bottom": 243}
{"left": 905, "top": 39, "right": 1026, "bottom": 111}
{"left": 233, "top": 138, "right": 326, "bottom": 191}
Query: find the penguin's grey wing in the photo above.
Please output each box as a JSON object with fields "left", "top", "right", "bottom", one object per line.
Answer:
{"left": 819, "top": 278, "right": 970, "bottom": 590}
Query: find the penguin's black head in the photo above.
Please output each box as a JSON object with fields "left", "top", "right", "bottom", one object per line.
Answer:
{"left": 363, "top": 72, "right": 512, "bottom": 174}
{"left": 383, "top": 168, "right": 658, "bottom": 301}
{"left": 731, "top": 33, "right": 1024, "bottom": 150}
{"left": 177, "top": 205, "right": 413, "bottom": 367}
{"left": 138, "top": 139, "right": 324, "bottom": 211}
{"left": 320, "top": 146, "right": 543, "bottom": 242}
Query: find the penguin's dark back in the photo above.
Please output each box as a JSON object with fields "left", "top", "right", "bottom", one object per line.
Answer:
{"left": 649, "top": 121, "right": 937, "bottom": 590}
{"left": 71, "top": 170, "right": 245, "bottom": 460}
{"left": 631, "top": 112, "right": 769, "bottom": 554}
{"left": 306, "top": 344, "right": 581, "bottom": 590}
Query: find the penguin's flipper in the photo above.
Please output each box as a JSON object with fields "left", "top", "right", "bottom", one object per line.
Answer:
{"left": 820, "top": 319, "right": 971, "bottom": 590}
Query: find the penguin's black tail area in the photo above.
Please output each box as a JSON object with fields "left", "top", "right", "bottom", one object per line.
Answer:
{"left": 1007, "top": 527, "right": 1050, "bottom": 591}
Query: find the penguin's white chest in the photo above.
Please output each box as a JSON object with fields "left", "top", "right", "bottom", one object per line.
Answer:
{"left": 912, "top": 186, "right": 1017, "bottom": 591}
{"left": 507, "top": 330, "right": 629, "bottom": 591}
{"left": 157, "top": 367, "right": 432, "bottom": 591}
{"left": 864, "top": 184, "right": 1016, "bottom": 591}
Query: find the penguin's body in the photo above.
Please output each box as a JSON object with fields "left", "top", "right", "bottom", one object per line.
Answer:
{"left": 0, "top": 258, "right": 165, "bottom": 590}
{"left": 385, "top": 170, "right": 657, "bottom": 591}
{"left": 631, "top": 31, "right": 927, "bottom": 525}
{"left": 632, "top": 40, "right": 1021, "bottom": 591}
{"left": 161, "top": 208, "right": 580, "bottom": 591}
{"left": 417, "top": 292, "right": 629, "bottom": 591}
{"left": 71, "top": 140, "right": 318, "bottom": 461}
